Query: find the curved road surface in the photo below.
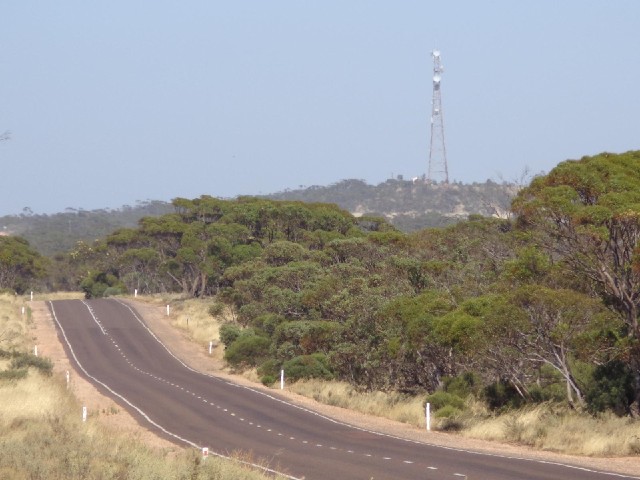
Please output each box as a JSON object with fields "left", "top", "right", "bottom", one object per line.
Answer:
{"left": 49, "top": 299, "right": 638, "bottom": 480}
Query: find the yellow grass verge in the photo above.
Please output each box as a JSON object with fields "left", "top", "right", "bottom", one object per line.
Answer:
{"left": 462, "top": 404, "right": 640, "bottom": 456}
{"left": 287, "top": 379, "right": 426, "bottom": 427}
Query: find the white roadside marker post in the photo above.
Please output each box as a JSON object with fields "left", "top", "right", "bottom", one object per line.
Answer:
{"left": 209, "top": 341, "right": 213, "bottom": 355}
{"left": 134, "top": 288, "right": 138, "bottom": 298}
{"left": 34, "top": 345, "right": 38, "bottom": 357}
{"left": 280, "top": 369, "right": 284, "bottom": 390}
{"left": 21, "top": 306, "right": 25, "bottom": 316}
{"left": 426, "top": 402, "right": 431, "bottom": 431}
{"left": 66, "top": 370, "right": 70, "bottom": 389}
{"left": 30, "top": 291, "right": 33, "bottom": 301}
{"left": 202, "top": 447, "right": 209, "bottom": 459}
{"left": 166, "top": 304, "right": 170, "bottom": 316}
{"left": 82, "top": 406, "right": 87, "bottom": 422}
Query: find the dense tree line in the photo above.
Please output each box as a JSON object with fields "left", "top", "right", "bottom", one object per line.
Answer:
{"left": 3, "top": 151, "right": 639, "bottom": 417}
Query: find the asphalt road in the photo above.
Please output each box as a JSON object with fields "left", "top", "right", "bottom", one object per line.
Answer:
{"left": 49, "top": 298, "right": 639, "bottom": 480}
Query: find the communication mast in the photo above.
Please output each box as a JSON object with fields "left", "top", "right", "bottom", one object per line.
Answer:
{"left": 427, "top": 50, "right": 449, "bottom": 184}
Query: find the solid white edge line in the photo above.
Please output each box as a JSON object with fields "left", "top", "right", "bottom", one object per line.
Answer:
{"left": 50, "top": 300, "right": 300, "bottom": 480}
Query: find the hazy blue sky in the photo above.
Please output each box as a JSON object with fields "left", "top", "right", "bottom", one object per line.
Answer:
{"left": 1, "top": 1, "right": 639, "bottom": 215}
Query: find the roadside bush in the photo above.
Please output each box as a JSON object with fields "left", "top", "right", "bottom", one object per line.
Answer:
{"left": 425, "top": 391, "right": 465, "bottom": 412}
{"left": 435, "top": 404, "right": 462, "bottom": 418}
{"left": 10, "top": 353, "right": 53, "bottom": 376}
{"left": 208, "top": 302, "right": 225, "bottom": 318}
{"left": 80, "top": 271, "right": 125, "bottom": 299}
{"left": 528, "top": 383, "right": 565, "bottom": 403}
{"left": 0, "top": 350, "right": 53, "bottom": 376}
{"left": 483, "top": 381, "right": 525, "bottom": 411}
{"left": 219, "top": 323, "right": 243, "bottom": 348}
{"left": 442, "top": 372, "right": 481, "bottom": 398}
{"left": 251, "top": 314, "right": 286, "bottom": 337}
{"left": 585, "top": 360, "right": 635, "bottom": 416}
{"left": 257, "top": 359, "right": 281, "bottom": 379}
{"left": 282, "top": 353, "right": 334, "bottom": 382}
{"left": 224, "top": 335, "right": 271, "bottom": 367}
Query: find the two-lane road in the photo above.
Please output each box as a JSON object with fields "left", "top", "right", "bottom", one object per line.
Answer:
{"left": 49, "top": 299, "right": 639, "bottom": 480}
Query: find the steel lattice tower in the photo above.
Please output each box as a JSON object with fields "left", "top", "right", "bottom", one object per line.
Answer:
{"left": 427, "top": 50, "right": 449, "bottom": 184}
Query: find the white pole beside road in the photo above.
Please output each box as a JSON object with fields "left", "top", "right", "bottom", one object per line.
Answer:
{"left": 426, "top": 402, "right": 431, "bottom": 431}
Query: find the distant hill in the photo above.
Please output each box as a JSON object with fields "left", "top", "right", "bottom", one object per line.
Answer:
{"left": 265, "top": 178, "right": 520, "bottom": 231}
{"left": 0, "top": 201, "right": 173, "bottom": 257}
{"left": 1, "top": 180, "right": 519, "bottom": 256}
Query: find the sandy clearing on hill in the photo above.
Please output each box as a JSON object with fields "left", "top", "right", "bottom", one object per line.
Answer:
{"left": 32, "top": 298, "right": 640, "bottom": 477}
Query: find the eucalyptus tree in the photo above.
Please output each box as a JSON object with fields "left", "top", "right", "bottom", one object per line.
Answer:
{"left": 512, "top": 151, "right": 640, "bottom": 413}
{"left": 0, "top": 236, "right": 47, "bottom": 294}
{"left": 481, "top": 287, "right": 621, "bottom": 406}
{"left": 512, "top": 151, "right": 640, "bottom": 339}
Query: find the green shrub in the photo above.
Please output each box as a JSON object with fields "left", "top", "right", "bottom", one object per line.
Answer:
{"left": 483, "top": 381, "right": 525, "bottom": 411}
{"left": 224, "top": 335, "right": 271, "bottom": 367}
{"left": 0, "top": 350, "right": 53, "bottom": 380}
{"left": 219, "top": 324, "right": 242, "bottom": 348}
{"left": 282, "top": 353, "right": 334, "bottom": 382}
{"left": 80, "top": 271, "right": 125, "bottom": 299}
{"left": 442, "top": 372, "right": 481, "bottom": 398}
{"left": 435, "top": 404, "right": 462, "bottom": 419}
{"left": 8, "top": 352, "right": 53, "bottom": 376}
{"left": 585, "top": 360, "right": 635, "bottom": 416}
{"left": 528, "top": 383, "right": 565, "bottom": 403}
{"left": 208, "top": 302, "right": 225, "bottom": 318}
{"left": 261, "top": 374, "right": 276, "bottom": 386}
{"left": 252, "top": 314, "right": 286, "bottom": 337}
{"left": 257, "top": 359, "right": 281, "bottom": 378}
{"left": 438, "top": 417, "right": 464, "bottom": 432}
{"left": 425, "top": 391, "right": 465, "bottom": 411}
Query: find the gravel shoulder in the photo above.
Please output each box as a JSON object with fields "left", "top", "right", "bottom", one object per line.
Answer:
{"left": 33, "top": 298, "right": 640, "bottom": 477}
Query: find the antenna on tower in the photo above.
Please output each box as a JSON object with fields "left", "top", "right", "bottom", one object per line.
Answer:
{"left": 427, "top": 49, "right": 449, "bottom": 184}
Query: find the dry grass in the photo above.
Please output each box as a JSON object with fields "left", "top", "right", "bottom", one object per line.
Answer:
{"left": 0, "top": 293, "right": 36, "bottom": 351}
{"left": 462, "top": 404, "right": 640, "bottom": 456}
{"left": 0, "top": 371, "right": 65, "bottom": 419}
{"left": 30, "top": 291, "right": 85, "bottom": 301}
{"left": 287, "top": 379, "right": 426, "bottom": 427}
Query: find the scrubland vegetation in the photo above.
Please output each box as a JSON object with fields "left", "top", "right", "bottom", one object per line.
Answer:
{"left": 0, "top": 294, "right": 278, "bottom": 479}
{"left": 2, "top": 150, "right": 640, "bottom": 461}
